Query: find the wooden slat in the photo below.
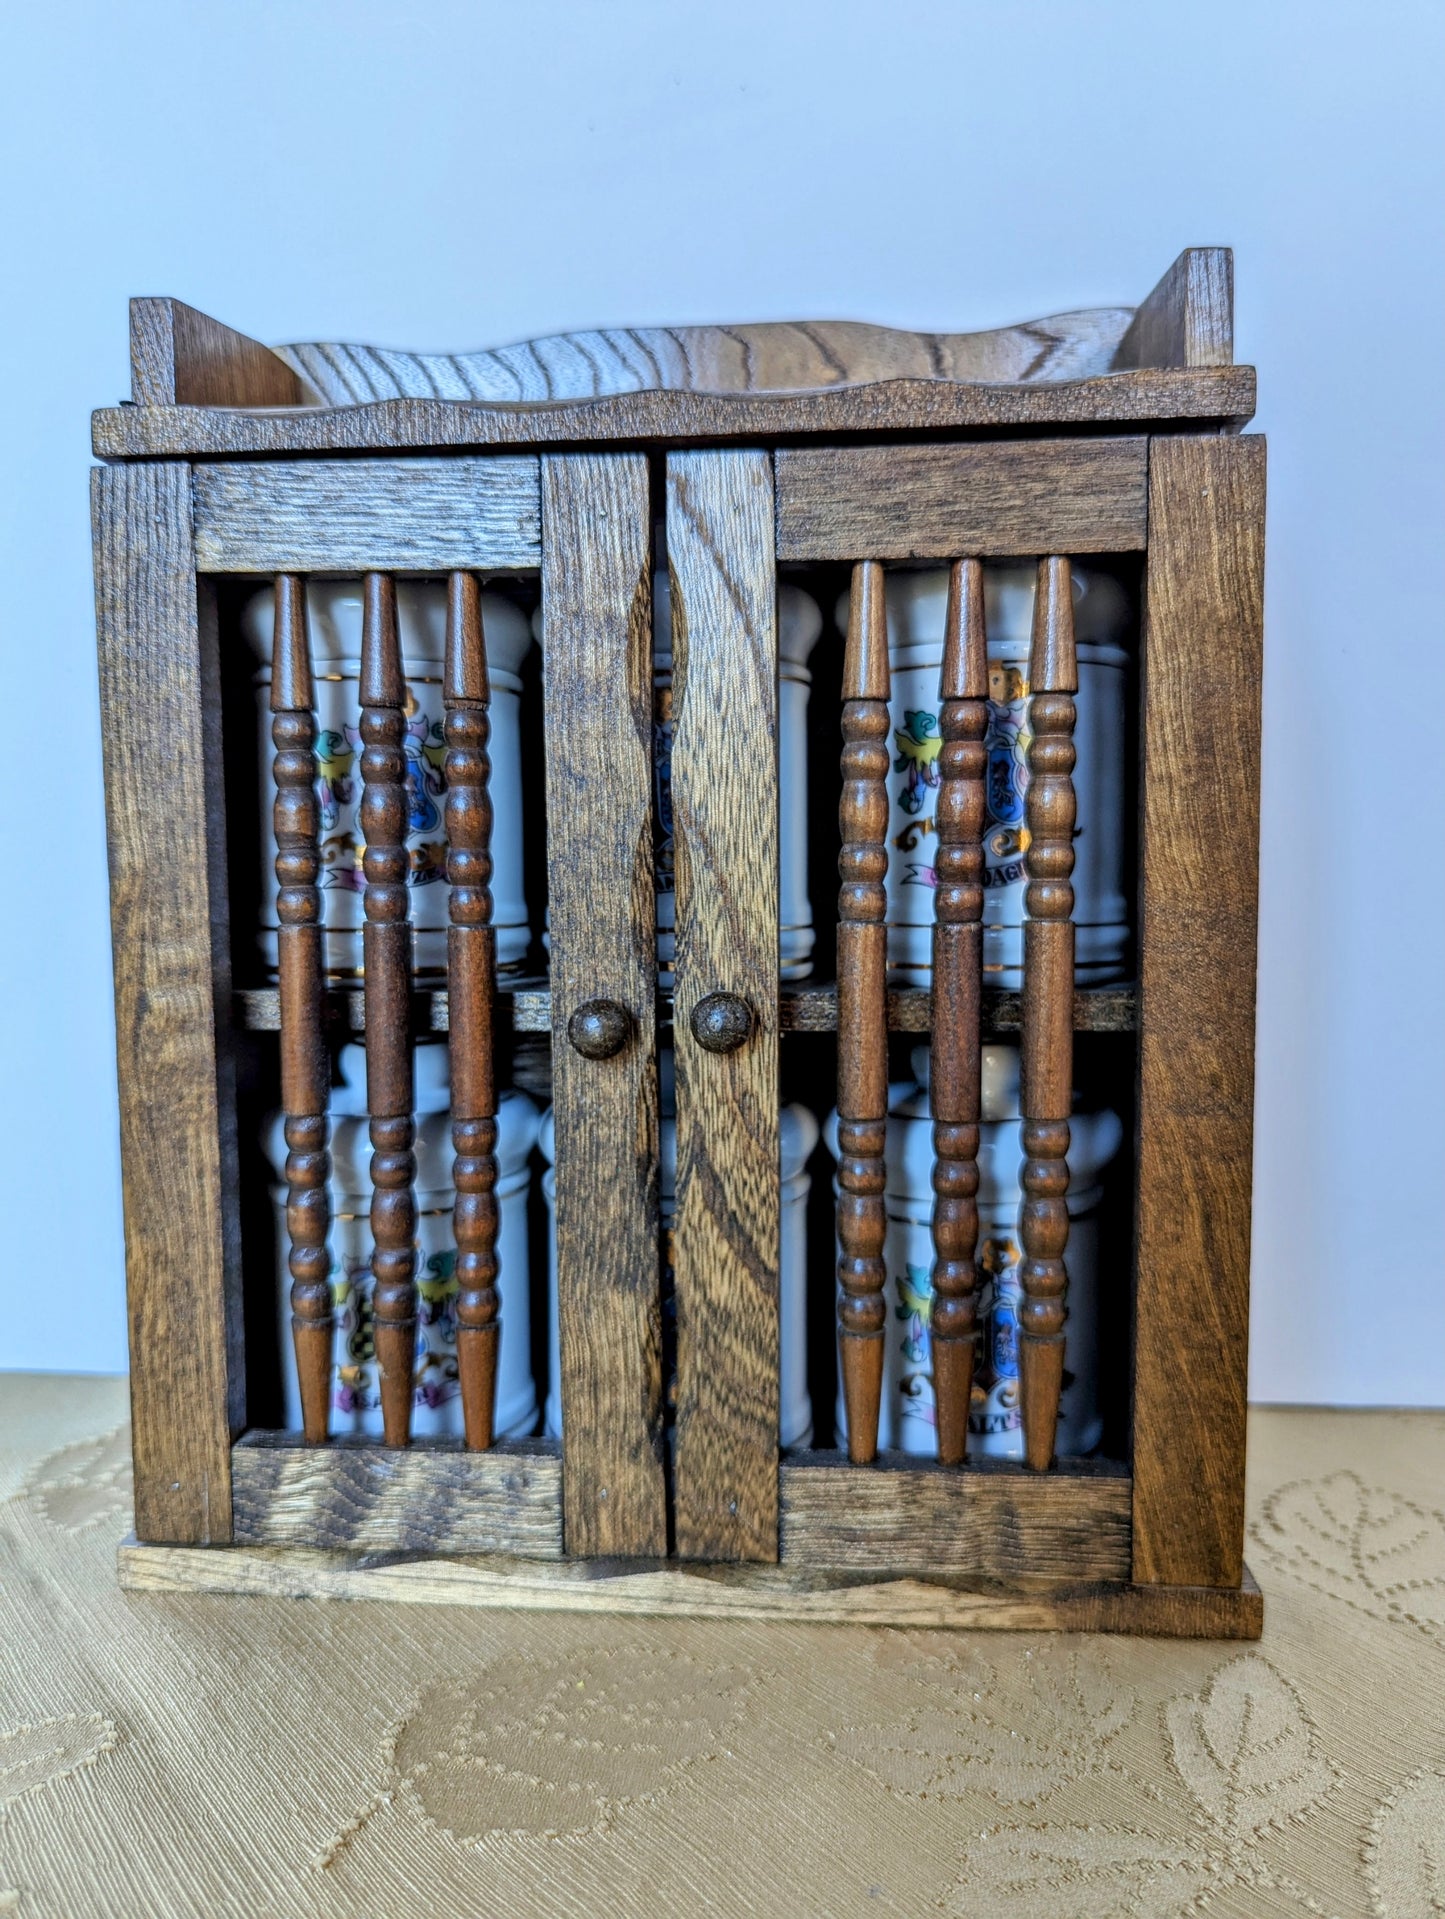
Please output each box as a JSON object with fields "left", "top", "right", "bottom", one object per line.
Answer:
{"left": 93, "top": 463, "right": 241, "bottom": 1542}
{"left": 444, "top": 573, "right": 501, "bottom": 1449}
{"left": 779, "top": 1455, "right": 1130, "bottom": 1581}
{"left": 270, "top": 575, "right": 332, "bottom": 1443}
{"left": 92, "top": 367, "right": 1258, "bottom": 460}
{"left": 1019, "top": 558, "right": 1079, "bottom": 1471}
{"left": 542, "top": 454, "right": 668, "bottom": 1558}
{"left": 230, "top": 1435, "right": 562, "bottom": 1556}
{"left": 1113, "top": 248, "right": 1234, "bottom": 371}
{"left": 666, "top": 449, "right": 780, "bottom": 1562}
{"left": 191, "top": 456, "right": 540, "bottom": 571}
{"left": 930, "top": 561, "right": 988, "bottom": 1464}
{"left": 775, "top": 438, "right": 1147, "bottom": 561}
{"left": 119, "top": 1537, "right": 1263, "bottom": 1637}
{"left": 360, "top": 574, "right": 418, "bottom": 1447}
{"left": 129, "top": 297, "right": 303, "bottom": 407}
{"left": 836, "top": 562, "right": 891, "bottom": 1463}
{"left": 1132, "top": 435, "right": 1265, "bottom": 1589}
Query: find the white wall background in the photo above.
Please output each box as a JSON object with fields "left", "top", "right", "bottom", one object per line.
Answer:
{"left": 1, "top": 0, "right": 1441, "bottom": 1399}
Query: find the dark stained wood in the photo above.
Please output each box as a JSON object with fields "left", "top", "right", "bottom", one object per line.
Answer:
{"left": 234, "top": 979, "right": 1141, "bottom": 1037}
{"left": 93, "top": 462, "right": 241, "bottom": 1543}
{"left": 780, "top": 1454, "right": 1129, "bottom": 1581}
{"left": 129, "top": 297, "right": 304, "bottom": 407}
{"left": 1132, "top": 436, "right": 1265, "bottom": 1589}
{"left": 230, "top": 1433, "right": 562, "bottom": 1556}
{"left": 1020, "top": 558, "right": 1078, "bottom": 1472}
{"left": 930, "top": 560, "right": 989, "bottom": 1465}
{"left": 776, "top": 438, "right": 1148, "bottom": 561}
{"left": 541, "top": 454, "right": 668, "bottom": 1558}
{"left": 359, "top": 573, "right": 417, "bottom": 1448}
{"left": 836, "top": 561, "right": 891, "bottom": 1464}
{"left": 91, "top": 366, "right": 1258, "bottom": 462}
{"left": 119, "top": 1535, "right": 1263, "bottom": 1638}
{"left": 191, "top": 456, "right": 540, "bottom": 572}
{"left": 666, "top": 450, "right": 780, "bottom": 1562}
{"left": 270, "top": 575, "right": 331, "bottom": 1445}
{"left": 444, "top": 573, "right": 500, "bottom": 1451}
{"left": 1113, "top": 248, "right": 1234, "bottom": 371}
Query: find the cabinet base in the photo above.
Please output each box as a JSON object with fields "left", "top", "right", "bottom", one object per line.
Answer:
{"left": 117, "top": 1537, "right": 1261, "bottom": 1639}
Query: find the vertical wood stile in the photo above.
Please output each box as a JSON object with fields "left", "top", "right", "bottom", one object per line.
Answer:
{"left": 1019, "top": 556, "right": 1078, "bottom": 1471}
{"left": 270, "top": 575, "right": 332, "bottom": 1444}
{"left": 444, "top": 572, "right": 500, "bottom": 1450}
{"left": 836, "top": 560, "right": 891, "bottom": 1464}
{"left": 930, "top": 560, "right": 988, "bottom": 1466}
{"left": 360, "top": 572, "right": 417, "bottom": 1447}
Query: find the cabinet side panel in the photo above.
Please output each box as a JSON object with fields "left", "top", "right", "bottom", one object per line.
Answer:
{"left": 93, "top": 462, "right": 241, "bottom": 1544}
{"left": 667, "top": 450, "right": 781, "bottom": 1561}
{"left": 541, "top": 454, "right": 668, "bottom": 1557}
{"left": 1132, "top": 434, "right": 1265, "bottom": 1588}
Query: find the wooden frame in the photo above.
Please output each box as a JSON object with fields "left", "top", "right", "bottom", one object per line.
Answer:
{"left": 99, "top": 249, "right": 1265, "bottom": 1636}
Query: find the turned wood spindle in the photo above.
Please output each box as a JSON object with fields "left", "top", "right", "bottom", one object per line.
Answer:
{"left": 271, "top": 575, "right": 332, "bottom": 1445}
{"left": 1020, "top": 555, "right": 1078, "bottom": 1471}
{"left": 930, "top": 559, "right": 989, "bottom": 1466}
{"left": 360, "top": 572, "right": 417, "bottom": 1447}
{"left": 443, "top": 572, "right": 501, "bottom": 1450}
{"left": 836, "top": 560, "right": 891, "bottom": 1464}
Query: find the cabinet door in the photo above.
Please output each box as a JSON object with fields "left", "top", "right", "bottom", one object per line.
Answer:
{"left": 665, "top": 451, "right": 782, "bottom": 1563}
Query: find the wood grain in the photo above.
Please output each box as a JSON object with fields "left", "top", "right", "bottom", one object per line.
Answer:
{"left": 666, "top": 451, "right": 780, "bottom": 1562}
{"left": 191, "top": 456, "right": 540, "bottom": 572}
{"left": 1132, "top": 435, "right": 1265, "bottom": 1589}
{"left": 1113, "top": 249, "right": 1234, "bottom": 371}
{"left": 360, "top": 575, "right": 417, "bottom": 1447}
{"left": 779, "top": 1455, "right": 1129, "bottom": 1581}
{"left": 930, "top": 560, "right": 988, "bottom": 1464}
{"left": 116, "top": 1542, "right": 1264, "bottom": 1639}
{"left": 541, "top": 454, "right": 668, "bottom": 1558}
{"left": 444, "top": 573, "right": 501, "bottom": 1450}
{"left": 270, "top": 575, "right": 332, "bottom": 1444}
{"left": 91, "top": 366, "right": 1258, "bottom": 461}
{"left": 129, "top": 297, "right": 303, "bottom": 407}
{"left": 836, "top": 562, "right": 892, "bottom": 1463}
{"left": 776, "top": 438, "right": 1147, "bottom": 560}
{"left": 93, "top": 462, "right": 241, "bottom": 1542}
{"left": 229, "top": 1434, "right": 561, "bottom": 1555}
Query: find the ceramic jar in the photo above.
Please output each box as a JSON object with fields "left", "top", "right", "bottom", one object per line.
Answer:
{"left": 265, "top": 1041, "right": 540, "bottom": 1439}
{"left": 835, "top": 566, "right": 1130, "bottom": 990}
{"left": 540, "top": 1051, "right": 818, "bottom": 1447}
{"left": 244, "top": 579, "right": 534, "bottom": 981}
{"left": 828, "top": 1044, "right": 1121, "bottom": 1458}
{"left": 650, "top": 574, "right": 822, "bottom": 983}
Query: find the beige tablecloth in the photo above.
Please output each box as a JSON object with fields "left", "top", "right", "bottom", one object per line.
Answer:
{"left": 1, "top": 1380, "right": 1442, "bottom": 1918}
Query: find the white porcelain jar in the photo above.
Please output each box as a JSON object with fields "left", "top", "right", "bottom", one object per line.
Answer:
{"left": 828, "top": 1045, "right": 1121, "bottom": 1458}
{"left": 540, "top": 1052, "right": 818, "bottom": 1448}
{"left": 834, "top": 566, "right": 1130, "bottom": 989}
{"left": 244, "top": 579, "right": 534, "bottom": 981}
{"left": 651, "top": 574, "right": 822, "bottom": 983}
{"left": 265, "top": 1041, "right": 540, "bottom": 1439}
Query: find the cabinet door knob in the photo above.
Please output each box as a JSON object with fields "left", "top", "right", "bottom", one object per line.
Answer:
{"left": 689, "top": 992, "right": 755, "bottom": 1054}
{"left": 567, "top": 999, "right": 633, "bottom": 1060}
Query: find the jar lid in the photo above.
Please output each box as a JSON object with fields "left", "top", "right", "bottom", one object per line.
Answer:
{"left": 245, "top": 579, "right": 534, "bottom": 673}
{"left": 909, "top": 1042, "right": 1022, "bottom": 1121}
{"left": 833, "top": 562, "right": 1129, "bottom": 652}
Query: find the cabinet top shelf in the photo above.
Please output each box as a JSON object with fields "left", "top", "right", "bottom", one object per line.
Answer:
{"left": 96, "top": 250, "right": 1253, "bottom": 458}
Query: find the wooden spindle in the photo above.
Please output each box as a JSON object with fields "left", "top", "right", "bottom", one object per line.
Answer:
{"left": 930, "top": 559, "right": 988, "bottom": 1466}
{"left": 443, "top": 572, "right": 500, "bottom": 1451}
{"left": 360, "top": 572, "right": 417, "bottom": 1447}
{"left": 271, "top": 575, "right": 332, "bottom": 1444}
{"left": 1020, "top": 555, "right": 1077, "bottom": 1471}
{"left": 837, "top": 560, "right": 891, "bottom": 1464}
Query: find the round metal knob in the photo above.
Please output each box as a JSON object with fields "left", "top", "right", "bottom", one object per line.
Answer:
{"left": 689, "top": 992, "right": 755, "bottom": 1054}
{"left": 567, "top": 999, "right": 632, "bottom": 1060}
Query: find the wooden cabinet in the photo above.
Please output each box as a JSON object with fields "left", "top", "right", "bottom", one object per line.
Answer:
{"left": 98, "top": 248, "right": 1264, "bottom": 1635}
